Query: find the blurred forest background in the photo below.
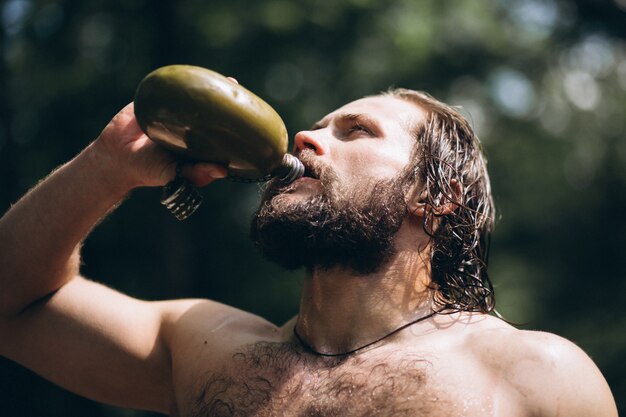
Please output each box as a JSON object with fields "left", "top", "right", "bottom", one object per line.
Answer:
{"left": 1, "top": 0, "right": 625, "bottom": 415}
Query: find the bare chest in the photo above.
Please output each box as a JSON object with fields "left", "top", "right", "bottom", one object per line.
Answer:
{"left": 184, "top": 341, "right": 488, "bottom": 417}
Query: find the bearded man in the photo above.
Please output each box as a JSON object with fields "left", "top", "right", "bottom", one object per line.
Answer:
{"left": 0, "top": 87, "right": 617, "bottom": 417}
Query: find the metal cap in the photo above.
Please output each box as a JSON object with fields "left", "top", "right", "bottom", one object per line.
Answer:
{"left": 160, "top": 177, "right": 203, "bottom": 220}
{"left": 276, "top": 154, "right": 305, "bottom": 184}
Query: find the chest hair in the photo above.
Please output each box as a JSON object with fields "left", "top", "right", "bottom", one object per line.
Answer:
{"left": 190, "top": 341, "right": 451, "bottom": 417}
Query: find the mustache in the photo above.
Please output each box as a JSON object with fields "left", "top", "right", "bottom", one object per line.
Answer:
{"left": 298, "top": 149, "right": 325, "bottom": 180}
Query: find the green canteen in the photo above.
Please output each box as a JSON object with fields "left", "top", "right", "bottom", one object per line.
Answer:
{"left": 134, "top": 64, "right": 294, "bottom": 180}
{"left": 133, "top": 65, "right": 304, "bottom": 220}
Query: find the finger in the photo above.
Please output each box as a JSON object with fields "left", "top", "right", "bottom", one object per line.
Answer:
{"left": 99, "top": 102, "right": 144, "bottom": 144}
{"left": 109, "top": 102, "right": 143, "bottom": 137}
{"left": 114, "top": 102, "right": 136, "bottom": 123}
{"left": 122, "top": 103, "right": 146, "bottom": 136}
{"left": 181, "top": 162, "right": 227, "bottom": 187}
{"left": 227, "top": 77, "right": 239, "bottom": 85}
{"left": 121, "top": 101, "right": 135, "bottom": 113}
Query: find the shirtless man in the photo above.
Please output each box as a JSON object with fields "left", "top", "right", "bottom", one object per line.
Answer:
{"left": 0, "top": 88, "right": 618, "bottom": 417}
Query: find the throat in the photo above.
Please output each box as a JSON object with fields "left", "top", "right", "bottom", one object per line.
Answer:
{"left": 293, "top": 309, "right": 439, "bottom": 357}
{"left": 295, "top": 259, "right": 435, "bottom": 356}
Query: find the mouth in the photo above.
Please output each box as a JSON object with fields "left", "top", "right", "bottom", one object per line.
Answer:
{"left": 302, "top": 166, "right": 319, "bottom": 180}
{"left": 268, "top": 161, "right": 319, "bottom": 193}
{"left": 299, "top": 158, "right": 321, "bottom": 181}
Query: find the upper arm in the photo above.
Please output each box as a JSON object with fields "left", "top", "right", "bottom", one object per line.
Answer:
{"left": 479, "top": 330, "right": 618, "bottom": 417}
{"left": 0, "top": 276, "right": 221, "bottom": 414}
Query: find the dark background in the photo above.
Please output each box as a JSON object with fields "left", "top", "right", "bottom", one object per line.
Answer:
{"left": 1, "top": 0, "right": 625, "bottom": 415}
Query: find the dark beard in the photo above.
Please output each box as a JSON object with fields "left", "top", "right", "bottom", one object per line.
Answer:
{"left": 250, "top": 154, "right": 410, "bottom": 275}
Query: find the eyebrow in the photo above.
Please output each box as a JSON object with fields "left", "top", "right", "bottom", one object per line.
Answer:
{"left": 310, "top": 113, "right": 381, "bottom": 131}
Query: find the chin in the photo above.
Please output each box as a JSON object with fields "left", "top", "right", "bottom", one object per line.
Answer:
{"left": 251, "top": 174, "right": 410, "bottom": 275}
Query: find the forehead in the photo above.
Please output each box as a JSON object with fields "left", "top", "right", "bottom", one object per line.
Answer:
{"left": 321, "top": 96, "right": 426, "bottom": 131}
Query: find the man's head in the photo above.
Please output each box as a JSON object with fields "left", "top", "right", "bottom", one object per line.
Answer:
{"left": 251, "top": 90, "right": 495, "bottom": 313}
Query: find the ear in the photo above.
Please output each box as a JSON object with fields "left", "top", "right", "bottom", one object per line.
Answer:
{"left": 407, "top": 188, "right": 428, "bottom": 218}
{"left": 435, "top": 179, "right": 462, "bottom": 215}
{"left": 407, "top": 179, "right": 462, "bottom": 219}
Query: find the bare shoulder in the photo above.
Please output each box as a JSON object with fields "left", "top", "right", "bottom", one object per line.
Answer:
{"left": 154, "top": 298, "right": 283, "bottom": 410}
{"left": 156, "top": 298, "right": 280, "bottom": 349}
{"left": 464, "top": 317, "right": 618, "bottom": 417}
{"left": 155, "top": 297, "right": 283, "bottom": 366}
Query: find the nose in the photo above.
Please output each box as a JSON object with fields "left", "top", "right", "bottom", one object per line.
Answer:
{"left": 294, "top": 130, "right": 328, "bottom": 156}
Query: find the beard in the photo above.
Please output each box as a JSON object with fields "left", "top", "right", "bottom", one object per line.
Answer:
{"left": 250, "top": 151, "right": 411, "bottom": 275}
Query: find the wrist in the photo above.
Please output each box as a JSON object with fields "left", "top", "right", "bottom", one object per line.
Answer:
{"left": 80, "top": 140, "right": 137, "bottom": 199}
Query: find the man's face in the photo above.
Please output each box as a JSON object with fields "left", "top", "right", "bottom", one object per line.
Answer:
{"left": 251, "top": 96, "right": 426, "bottom": 274}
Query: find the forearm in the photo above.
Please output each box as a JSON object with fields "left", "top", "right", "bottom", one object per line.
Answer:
{"left": 0, "top": 141, "right": 131, "bottom": 316}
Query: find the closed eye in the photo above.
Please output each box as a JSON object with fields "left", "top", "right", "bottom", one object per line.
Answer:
{"left": 348, "top": 123, "right": 374, "bottom": 136}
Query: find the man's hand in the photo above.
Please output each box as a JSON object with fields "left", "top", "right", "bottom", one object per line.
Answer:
{"left": 91, "top": 102, "right": 227, "bottom": 193}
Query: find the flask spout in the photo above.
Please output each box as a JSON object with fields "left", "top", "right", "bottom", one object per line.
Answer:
{"left": 274, "top": 154, "right": 305, "bottom": 184}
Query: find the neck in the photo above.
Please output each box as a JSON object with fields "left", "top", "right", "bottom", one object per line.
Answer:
{"left": 295, "top": 224, "right": 435, "bottom": 355}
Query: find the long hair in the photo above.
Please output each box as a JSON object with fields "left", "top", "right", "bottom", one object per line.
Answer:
{"left": 385, "top": 89, "right": 496, "bottom": 313}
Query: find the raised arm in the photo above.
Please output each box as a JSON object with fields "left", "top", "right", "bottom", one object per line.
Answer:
{"left": 0, "top": 103, "right": 226, "bottom": 413}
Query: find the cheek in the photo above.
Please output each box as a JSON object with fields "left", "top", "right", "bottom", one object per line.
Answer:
{"left": 337, "top": 146, "right": 410, "bottom": 183}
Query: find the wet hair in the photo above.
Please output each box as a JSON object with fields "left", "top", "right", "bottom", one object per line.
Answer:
{"left": 384, "top": 89, "right": 496, "bottom": 313}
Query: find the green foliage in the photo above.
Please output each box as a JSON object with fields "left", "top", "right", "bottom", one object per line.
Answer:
{"left": 1, "top": 0, "right": 625, "bottom": 415}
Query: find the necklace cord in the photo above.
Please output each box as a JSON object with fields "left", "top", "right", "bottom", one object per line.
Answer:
{"left": 293, "top": 310, "right": 439, "bottom": 357}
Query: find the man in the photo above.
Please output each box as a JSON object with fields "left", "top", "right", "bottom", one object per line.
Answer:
{"left": 0, "top": 87, "right": 618, "bottom": 417}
